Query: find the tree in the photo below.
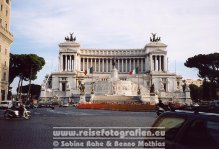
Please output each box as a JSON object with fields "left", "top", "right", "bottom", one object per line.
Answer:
{"left": 9, "top": 54, "right": 27, "bottom": 98}
{"left": 189, "top": 84, "right": 202, "bottom": 102}
{"left": 9, "top": 54, "right": 45, "bottom": 100}
{"left": 22, "top": 54, "right": 45, "bottom": 99}
{"left": 184, "top": 53, "right": 219, "bottom": 84}
{"left": 9, "top": 54, "right": 22, "bottom": 85}
{"left": 185, "top": 53, "right": 219, "bottom": 100}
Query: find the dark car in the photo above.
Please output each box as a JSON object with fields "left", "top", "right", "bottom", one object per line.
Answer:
{"left": 37, "top": 99, "right": 54, "bottom": 109}
{"left": 151, "top": 110, "right": 219, "bottom": 149}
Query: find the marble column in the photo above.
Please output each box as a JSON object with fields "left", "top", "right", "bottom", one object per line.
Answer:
{"left": 59, "top": 83, "right": 62, "bottom": 91}
{"left": 64, "top": 55, "right": 67, "bottom": 71}
{"left": 106, "top": 58, "right": 108, "bottom": 72}
{"left": 164, "top": 55, "right": 167, "bottom": 72}
{"left": 69, "top": 55, "right": 72, "bottom": 71}
{"left": 150, "top": 55, "right": 153, "bottom": 72}
{"left": 102, "top": 59, "right": 105, "bottom": 72}
{"left": 64, "top": 55, "right": 66, "bottom": 71}
{"left": 86, "top": 58, "right": 88, "bottom": 70}
{"left": 83, "top": 58, "right": 85, "bottom": 71}
{"left": 122, "top": 59, "right": 124, "bottom": 72}
{"left": 129, "top": 59, "right": 131, "bottom": 72}
{"left": 134, "top": 58, "right": 136, "bottom": 69}
{"left": 75, "top": 55, "right": 77, "bottom": 70}
{"left": 98, "top": 58, "right": 101, "bottom": 72}
{"left": 72, "top": 56, "right": 74, "bottom": 71}
{"left": 67, "top": 56, "right": 69, "bottom": 71}
{"left": 126, "top": 59, "right": 128, "bottom": 72}
{"left": 110, "top": 59, "right": 112, "bottom": 71}
{"left": 60, "top": 55, "right": 63, "bottom": 71}
{"left": 94, "top": 58, "right": 96, "bottom": 72}
{"left": 118, "top": 59, "right": 120, "bottom": 71}
{"left": 159, "top": 56, "right": 161, "bottom": 72}
{"left": 154, "top": 56, "right": 157, "bottom": 71}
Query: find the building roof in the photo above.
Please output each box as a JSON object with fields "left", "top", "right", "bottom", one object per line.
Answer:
{"left": 145, "top": 42, "right": 167, "bottom": 47}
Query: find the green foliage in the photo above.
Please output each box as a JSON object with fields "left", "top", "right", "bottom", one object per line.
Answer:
{"left": 9, "top": 53, "right": 45, "bottom": 85}
{"left": 9, "top": 53, "right": 21, "bottom": 85}
{"left": 184, "top": 53, "right": 219, "bottom": 84}
{"left": 185, "top": 53, "right": 219, "bottom": 100}
{"left": 189, "top": 79, "right": 218, "bottom": 101}
{"left": 202, "top": 80, "right": 217, "bottom": 100}
{"left": 189, "top": 84, "right": 202, "bottom": 101}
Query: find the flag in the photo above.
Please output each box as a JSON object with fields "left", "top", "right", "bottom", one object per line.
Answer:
{"left": 129, "top": 67, "right": 139, "bottom": 75}
{"left": 84, "top": 67, "right": 93, "bottom": 75}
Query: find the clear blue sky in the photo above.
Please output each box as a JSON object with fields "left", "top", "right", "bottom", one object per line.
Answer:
{"left": 10, "top": 0, "right": 219, "bottom": 92}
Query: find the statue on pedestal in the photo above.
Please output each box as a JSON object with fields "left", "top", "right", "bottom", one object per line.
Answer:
{"left": 91, "top": 82, "right": 95, "bottom": 94}
{"left": 150, "top": 33, "right": 161, "bottom": 42}
{"left": 78, "top": 80, "right": 85, "bottom": 95}
{"left": 150, "top": 83, "right": 155, "bottom": 93}
{"left": 137, "top": 88, "right": 141, "bottom": 95}
{"left": 65, "top": 32, "right": 76, "bottom": 42}
{"left": 112, "top": 58, "right": 117, "bottom": 68}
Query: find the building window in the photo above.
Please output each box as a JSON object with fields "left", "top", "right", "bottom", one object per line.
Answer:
{"left": 6, "top": 0, "right": 9, "bottom": 5}
{"left": 5, "top": 48, "right": 7, "bottom": 55}
{"left": 5, "top": 23, "right": 7, "bottom": 29}
{"left": 0, "top": 5, "right": 2, "bottom": 11}
{"left": 62, "top": 83, "right": 66, "bottom": 91}
{"left": 0, "top": 18, "right": 2, "bottom": 26}
{"left": 6, "top": 9, "right": 7, "bottom": 16}
{"left": 1, "top": 90, "right": 6, "bottom": 101}
{"left": 2, "top": 72, "right": 6, "bottom": 81}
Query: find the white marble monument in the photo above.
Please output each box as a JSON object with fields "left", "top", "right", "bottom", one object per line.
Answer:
{"left": 41, "top": 33, "right": 191, "bottom": 104}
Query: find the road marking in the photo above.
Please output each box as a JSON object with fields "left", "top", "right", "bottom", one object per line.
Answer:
{"left": 46, "top": 109, "right": 96, "bottom": 115}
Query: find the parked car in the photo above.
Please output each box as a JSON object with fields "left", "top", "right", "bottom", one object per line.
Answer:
{"left": 0, "top": 100, "right": 13, "bottom": 109}
{"left": 151, "top": 110, "right": 219, "bottom": 149}
{"left": 59, "top": 102, "right": 69, "bottom": 107}
{"left": 37, "top": 99, "right": 54, "bottom": 108}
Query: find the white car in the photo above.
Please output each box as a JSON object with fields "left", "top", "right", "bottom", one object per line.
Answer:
{"left": 0, "top": 100, "right": 13, "bottom": 109}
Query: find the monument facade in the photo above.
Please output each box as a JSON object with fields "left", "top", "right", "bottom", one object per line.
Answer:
{"left": 41, "top": 33, "right": 190, "bottom": 104}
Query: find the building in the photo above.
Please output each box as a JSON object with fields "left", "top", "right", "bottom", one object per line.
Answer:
{"left": 41, "top": 33, "right": 190, "bottom": 103}
{"left": 0, "top": 0, "right": 13, "bottom": 101}
{"left": 184, "top": 79, "right": 203, "bottom": 87}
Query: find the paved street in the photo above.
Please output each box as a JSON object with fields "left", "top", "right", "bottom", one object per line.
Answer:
{"left": 0, "top": 107, "right": 156, "bottom": 149}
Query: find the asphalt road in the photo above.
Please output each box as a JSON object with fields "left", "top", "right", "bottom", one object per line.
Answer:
{"left": 0, "top": 107, "right": 157, "bottom": 149}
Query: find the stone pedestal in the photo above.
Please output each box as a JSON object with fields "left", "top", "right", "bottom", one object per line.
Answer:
{"left": 90, "top": 94, "right": 95, "bottom": 103}
{"left": 140, "top": 94, "right": 150, "bottom": 104}
{"left": 185, "top": 99, "right": 193, "bottom": 106}
{"left": 111, "top": 67, "right": 119, "bottom": 81}
{"left": 159, "top": 90, "right": 166, "bottom": 98}
{"left": 150, "top": 93, "right": 159, "bottom": 105}
{"left": 79, "top": 95, "right": 86, "bottom": 103}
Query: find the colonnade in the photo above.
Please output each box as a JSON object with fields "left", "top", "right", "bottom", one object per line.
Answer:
{"left": 81, "top": 57, "right": 146, "bottom": 73}
{"left": 60, "top": 55, "right": 75, "bottom": 71}
{"left": 151, "top": 55, "right": 166, "bottom": 72}
{"left": 60, "top": 54, "right": 167, "bottom": 73}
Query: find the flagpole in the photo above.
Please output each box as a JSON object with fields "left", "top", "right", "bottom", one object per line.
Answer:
{"left": 91, "top": 66, "right": 94, "bottom": 94}
{"left": 137, "top": 67, "right": 141, "bottom": 95}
